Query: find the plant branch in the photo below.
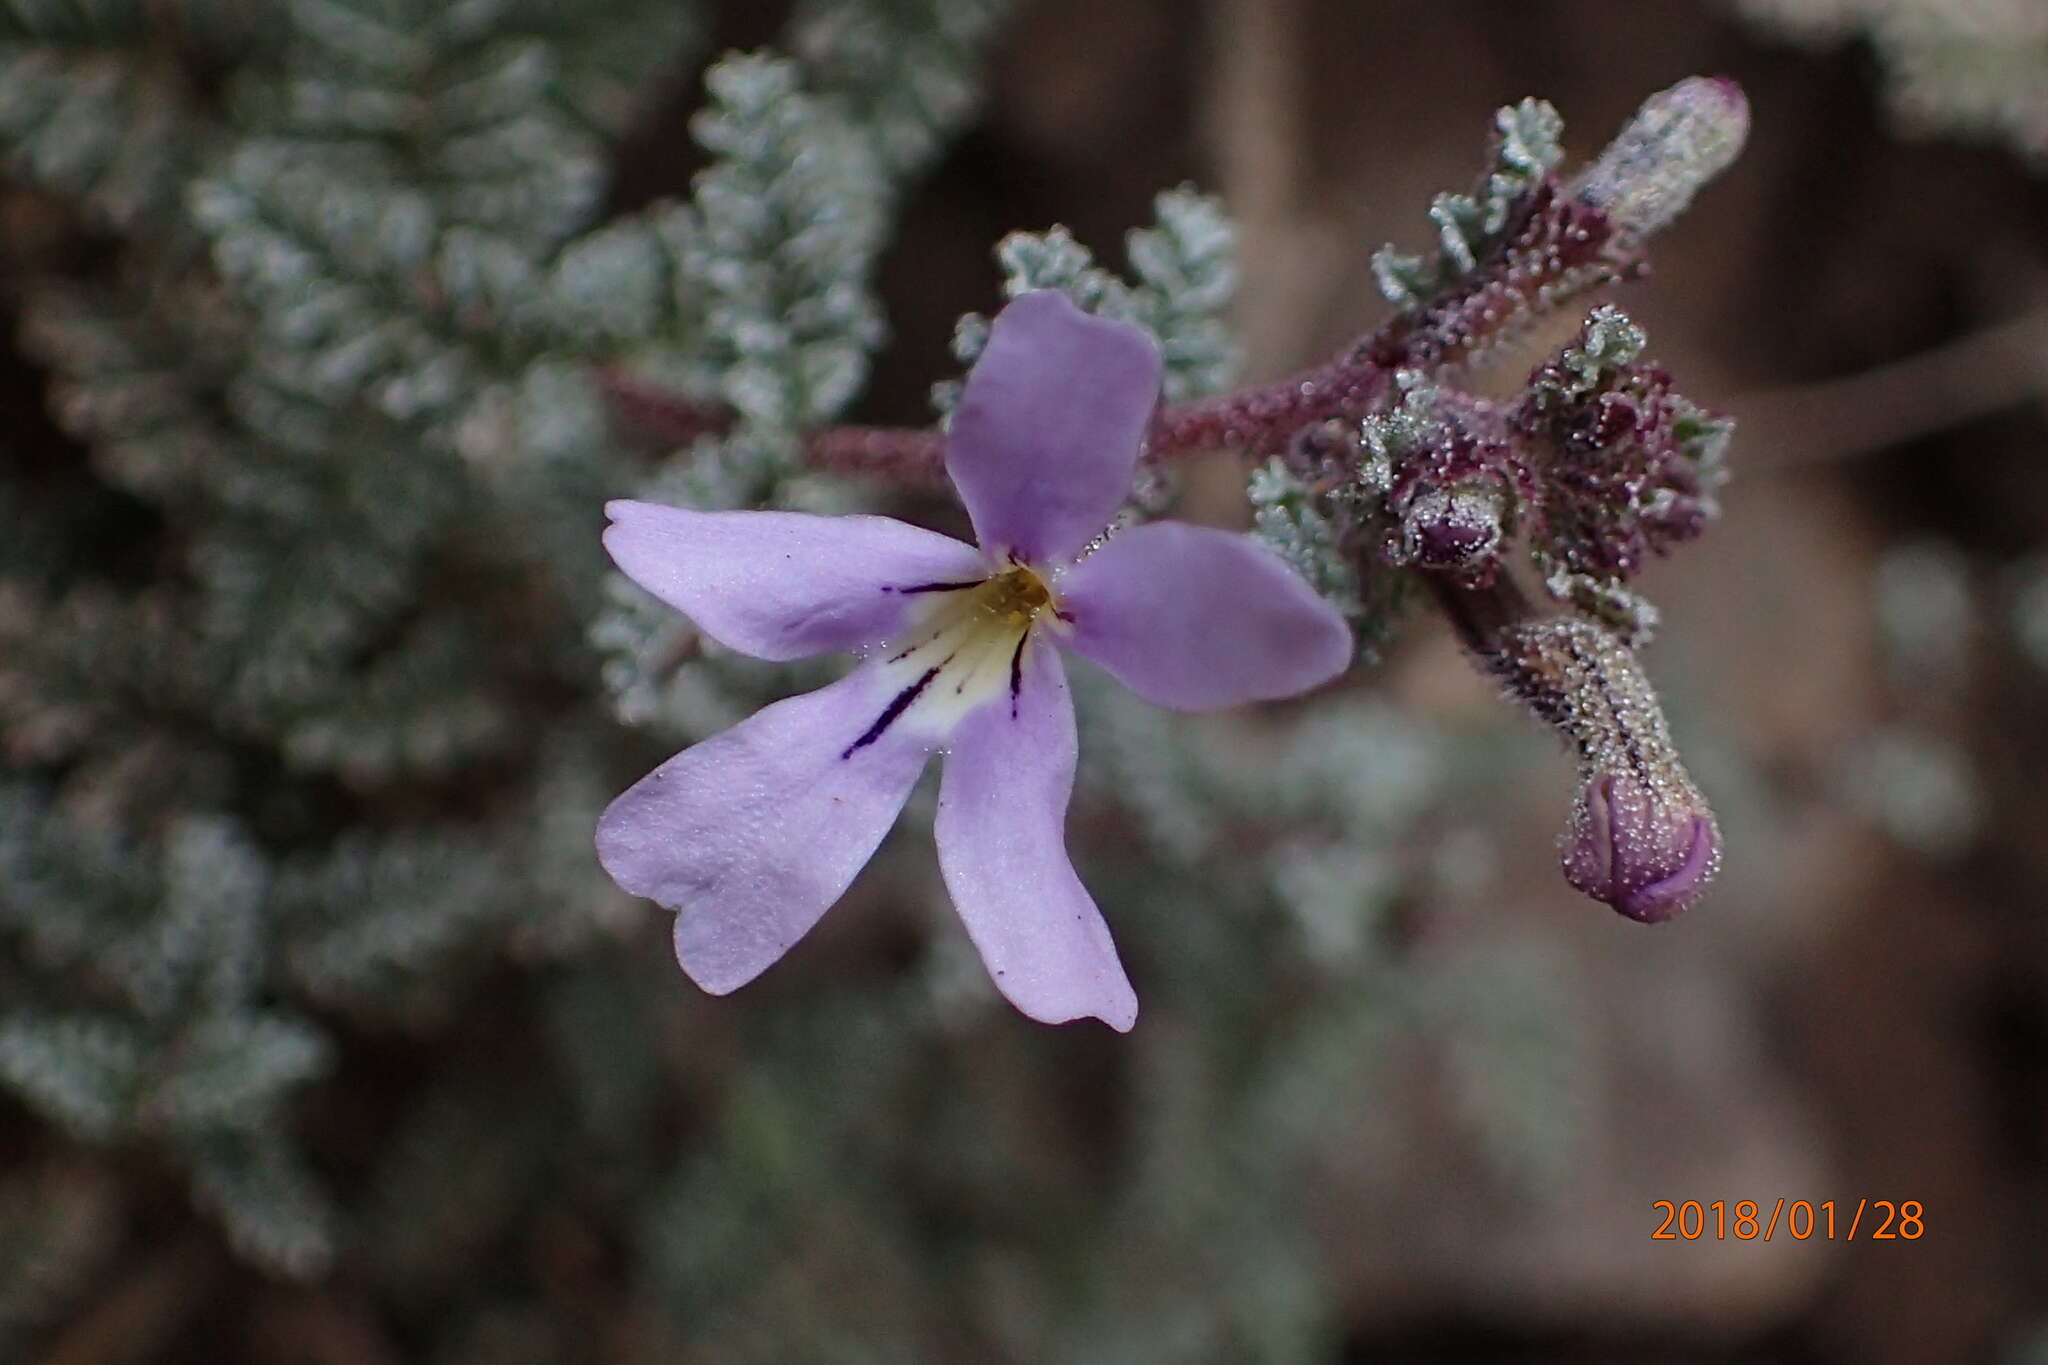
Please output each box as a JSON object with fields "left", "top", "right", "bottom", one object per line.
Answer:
{"left": 604, "top": 329, "right": 1408, "bottom": 478}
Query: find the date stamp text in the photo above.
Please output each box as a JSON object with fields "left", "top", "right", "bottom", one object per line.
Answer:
{"left": 1651, "top": 1199, "right": 1924, "bottom": 1241}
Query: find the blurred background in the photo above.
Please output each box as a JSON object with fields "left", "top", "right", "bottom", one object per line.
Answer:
{"left": 2, "top": 0, "right": 2046, "bottom": 1361}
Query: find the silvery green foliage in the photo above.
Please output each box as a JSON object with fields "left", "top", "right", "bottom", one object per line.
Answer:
{"left": 792, "top": 0, "right": 1012, "bottom": 179}
{"left": 0, "top": 2, "right": 1599, "bottom": 1353}
{"left": 648, "top": 53, "right": 890, "bottom": 437}
{"left": 184, "top": 1127, "right": 338, "bottom": 1278}
{"left": 1247, "top": 459, "right": 1363, "bottom": 623}
{"left": 1540, "top": 300, "right": 1648, "bottom": 388}
{"left": 1246, "top": 382, "right": 1460, "bottom": 663}
{"left": 0, "top": 0, "right": 714, "bottom": 1282}
{"left": 0, "top": 1014, "right": 150, "bottom": 1143}
{"left": 0, "top": 796, "right": 339, "bottom": 1270}
{"left": 1373, "top": 97, "right": 1564, "bottom": 309}
{"left": 571, "top": 0, "right": 1013, "bottom": 452}
{"left": 1358, "top": 371, "right": 1452, "bottom": 471}
{"left": 273, "top": 829, "right": 509, "bottom": 1017}
{"left": 0, "top": 0, "right": 275, "bottom": 230}
{"left": 1122, "top": 193, "right": 1243, "bottom": 399}
{"left": 0, "top": 40, "right": 196, "bottom": 229}
{"left": 589, "top": 7, "right": 1023, "bottom": 733}
{"left": 1734, "top": 0, "right": 2048, "bottom": 166}
{"left": 938, "top": 188, "right": 1243, "bottom": 410}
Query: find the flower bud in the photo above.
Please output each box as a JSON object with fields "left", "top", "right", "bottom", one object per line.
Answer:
{"left": 1399, "top": 483, "right": 1505, "bottom": 573}
{"left": 1572, "top": 76, "right": 1749, "bottom": 243}
{"left": 1462, "top": 611, "right": 1721, "bottom": 921}
{"left": 1561, "top": 769, "right": 1720, "bottom": 922}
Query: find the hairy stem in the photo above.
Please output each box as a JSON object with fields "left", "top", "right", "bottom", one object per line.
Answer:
{"left": 1420, "top": 568, "right": 1540, "bottom": 661}
{"left": 605, "top": 334, "right": 1407, "bottom": 477}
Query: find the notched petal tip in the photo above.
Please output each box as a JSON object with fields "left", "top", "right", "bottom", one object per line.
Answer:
{"left": 669, "top": 911, "right": 759, "bottom": 997}
{"left": 598, "top": 500, "right": 665, "bottom": 565}
{"left": 594, "top": 773, "right": 790, "bottom": 998}
{"left": 595, "top": 671, "right": 933, "bottom": 998}
{"left": 1023, "top": 986, "right": 1139, "bottom": 1033}
{"left": 1561, "top": 770, "right": 1722, "bottom": 923}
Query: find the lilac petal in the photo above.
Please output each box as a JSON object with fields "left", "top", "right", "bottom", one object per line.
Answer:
{"left": 596, "top": 667, "right": 931, "bottom": 994}
{"left": 1058, "top": 522, "right": 1353, "bottom": 711}
{"left": 604, "top": 501, "right": 986, "bottom": 661}
{"left": 945, "top": 291, "right": 1163, "bottom": 565}
{"left": 935, "top": 641, "right": 1137, "bottom": 1030}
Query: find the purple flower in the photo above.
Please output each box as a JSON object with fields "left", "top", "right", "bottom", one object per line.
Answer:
{"left": 1560, "top": 769, "right": 1721, "bottom": 923}
{"left": 597, "top": 291, "right": 1353, "bottom": 1030}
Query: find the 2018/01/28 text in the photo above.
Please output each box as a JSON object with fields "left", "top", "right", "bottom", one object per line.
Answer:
{"left": 1651, "top": 1200, "right": 1924, "bottom": 1241}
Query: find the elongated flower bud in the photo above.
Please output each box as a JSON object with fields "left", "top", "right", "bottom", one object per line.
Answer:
{"left": 1465, "top": 609, "right": 1721, "bottom": 921}
{"left": 1572, "top": 76, "right": 1750, "bottom": 243}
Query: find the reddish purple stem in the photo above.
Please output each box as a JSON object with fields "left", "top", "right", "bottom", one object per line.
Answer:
{"left": 805, "top": 426, "right": 949, "bottom": 484}
{"left": 603, "top": 182, "right": 1626, "bottom": 483}
{"left": 1150, "top": 356, "right": 1395, "bottom": 457}
{"left": 803, "top": 355, "right": 1398, "bottom": 478}
{"left": 603, "top": 351, "right": 1401, "bottom": 481}
{"left": 599, "top": 368, "right": 737, "bottom": 447}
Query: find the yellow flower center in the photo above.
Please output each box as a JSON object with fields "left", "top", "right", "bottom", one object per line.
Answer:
{"left": 859, "top": 563, "right": 1065, "bottom": 742}
{"left": 974, "top": 565, "right": 1053, "bottom": 627}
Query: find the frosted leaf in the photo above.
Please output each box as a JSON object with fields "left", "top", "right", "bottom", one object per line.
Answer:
{"left": 0, "top": 1016, "right": 147, "bottom": 1142}
{"left": 184, "top": 1131, "right": 337, "bottom": 1279}
{"left": 141, "top": 1014, "right": 332, "bottom": 1134}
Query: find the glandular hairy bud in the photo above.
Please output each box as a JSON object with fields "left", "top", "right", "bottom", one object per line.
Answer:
{"left": 1562, "top": 768, "right": 1720, "bottom": 923}
{"left": 1572, "top": 76, "right": 1749, "bottom": 243}
{"left": 1399, "top": 482, "right": 1506, "bottom": 573}
{"left": 1476, "top": 612, "right": 1721, "bottom": 921}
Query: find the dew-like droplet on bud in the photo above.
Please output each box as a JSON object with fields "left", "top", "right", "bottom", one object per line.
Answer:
{"left": 1561, "top": 769, "right": 1721, "bottom": 922}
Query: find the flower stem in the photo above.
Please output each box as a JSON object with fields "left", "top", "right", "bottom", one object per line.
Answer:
{"left": 794, "top": 338, "right": 1403, "bottom": 480}
{"left": 1149, "top": 355, "right": 1396, "bottom": 458}
{"left": 603, "top": 325, "right": 1407, "bottom": 481}
{"left": 804, "top": 425, "right": 950, "bottom": 483}
{"left": 1419, "top": 567, "right": 1538, "bottom": 662}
